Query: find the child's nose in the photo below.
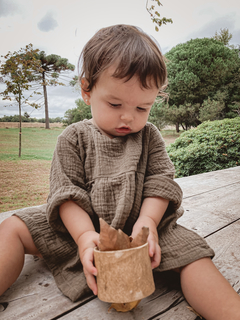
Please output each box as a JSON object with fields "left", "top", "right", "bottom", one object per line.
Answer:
{"left": 120, "top": 112, "right": 133, "bottom": 123}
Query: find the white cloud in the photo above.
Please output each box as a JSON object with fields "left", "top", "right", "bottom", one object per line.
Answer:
{"left": 37, "top": 11, "right": 58, "bottom": 32}
{"left": 0, "top": 0, "right": 21, "bottom": 17}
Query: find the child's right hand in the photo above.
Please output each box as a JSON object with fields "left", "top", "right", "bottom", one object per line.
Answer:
{"left": 77, "top": 230, "right": 99, "bottom": 295}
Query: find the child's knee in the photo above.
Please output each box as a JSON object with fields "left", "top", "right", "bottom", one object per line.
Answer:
{"left": 0, "top": 216, "right": 40, "bottom": 256}
{"left": 0, "top": 216, "right": 25, "bottom": 236}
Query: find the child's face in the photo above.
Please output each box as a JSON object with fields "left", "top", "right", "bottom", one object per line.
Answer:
{"left": 82, "top": 66, "right": 159, "bottom": 138}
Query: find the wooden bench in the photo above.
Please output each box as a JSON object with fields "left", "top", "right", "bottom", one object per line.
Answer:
{"left": 1, "top": 166, "right": 240, "bottom": 320}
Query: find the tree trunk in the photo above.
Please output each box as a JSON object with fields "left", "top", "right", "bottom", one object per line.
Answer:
{"left": 181, "top": 123, "right": 186, "bottom": 130}
{"left": 175, "top": 122, "right": 179, "bottom": 133}
{"left": 42, "top": 72, "right": 50, "bottom": 129}
{"left": 18, "top": 89, "right": 21, "bottom": 157}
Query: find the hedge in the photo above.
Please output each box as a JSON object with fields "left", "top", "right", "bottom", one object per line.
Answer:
{"left": 167, "top": 118, "right": 240, "bottom": 177}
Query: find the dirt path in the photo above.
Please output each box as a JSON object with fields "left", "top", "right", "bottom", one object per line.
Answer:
{"left": 0, "top": 160, "right": 51, "bottom": 213}
{"left": 0, "top": 122, "right": 63, "bottom": 128}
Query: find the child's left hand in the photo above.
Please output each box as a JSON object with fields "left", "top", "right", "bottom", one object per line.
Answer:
{"left": 147, "top": 230, "right": 161, "bottom": 269}
{"left": 131, "top": 197, "right": 168, "bottom": 269}
{"left": 131, "top": 224, "right": 161, "bottom": 269}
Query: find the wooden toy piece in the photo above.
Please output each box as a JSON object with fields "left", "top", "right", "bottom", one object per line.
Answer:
{"left": 98, "top": 218, "right": 131, "bottom": 251}
{"left": 94, "top": 219, "right": 155, "bottom": 310}
{"left": 94, "top": 242, "right": 155, "bottom": 304}
{"left": 130, "top": 226, "right": 149, "bottom": 248}
{"left": 108, "top": 299, "right": 141, "bottom": 312}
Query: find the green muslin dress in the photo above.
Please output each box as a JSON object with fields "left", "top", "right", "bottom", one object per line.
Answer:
{"left": 15, "top": 120, "right": 214, "bottom": 302}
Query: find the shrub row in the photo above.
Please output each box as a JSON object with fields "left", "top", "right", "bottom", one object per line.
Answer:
{"left": 167, "top": 118, "right": 240, "bottom": 177}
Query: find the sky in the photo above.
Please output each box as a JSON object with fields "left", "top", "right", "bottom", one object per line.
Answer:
{"left": 0, "top": 0, "right": 240, "bottom": 120}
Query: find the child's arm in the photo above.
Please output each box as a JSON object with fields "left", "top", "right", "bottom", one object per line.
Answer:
{"left": 131, "top": 196, "right": 169, "bottom": 269}
{"left": 59, "top": 200, "right": 99, "bottom": 295}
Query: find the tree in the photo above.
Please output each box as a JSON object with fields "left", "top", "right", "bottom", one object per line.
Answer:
{"left": 63, "top": 99, "right": 91, "bottom": 125}
{"left": 164, "top": 38, "right": 240, "bottom": 131}
{"left": 231, "top": 101, "right": 240, "bottom": 117}
{"left": 0, "top": 44, "right": 42, "bottom": 157}
{"left": 35, "top": 52, "right": 75, "bottom": 129}
{"left": 213, "top": 28, "right": 233, "bottom": 47}
{"left": 161, "top": 103, "right": 200, "bottom": 131}
{"left": 198, "top": 91, "right": 226, "bottom": 122}
{"left": 148, "top": 101, "right": 169, "bottom": 130}
{"left": 146, "top": 0, "right": 173, "bottom": 31}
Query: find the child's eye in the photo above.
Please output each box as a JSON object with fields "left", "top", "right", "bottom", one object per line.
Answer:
{"left": 109, "top": 103, "right": 121, "bottom": 108}
{"left": 137, "top": 107, "right": 147, "bottom": 112}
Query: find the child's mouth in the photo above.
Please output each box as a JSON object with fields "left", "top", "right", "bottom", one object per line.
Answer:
{"left": 115, "top": 127, "right": 131, "bottom": 134}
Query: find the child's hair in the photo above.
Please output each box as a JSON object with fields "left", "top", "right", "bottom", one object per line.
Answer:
{"left": 78, "top": 24, "right": 167, "bottom": 96}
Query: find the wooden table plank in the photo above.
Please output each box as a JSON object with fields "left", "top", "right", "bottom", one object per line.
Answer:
{"left": 179, "top": 183, "right": 240, "bottom": 237}
{"left": 177, "top": 166, "right": 240, "bottom": 199}
{"left": 0, "top": 256, "right": 88, "bottom": 320}
{"left": 205, "top": 222, "right": 240, "bottom": 291}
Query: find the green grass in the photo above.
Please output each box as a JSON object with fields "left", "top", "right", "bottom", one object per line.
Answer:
{"left": 161, "top": 129, "right": 182, "bottom": 137}
{"left": 0, "top": 127, "right": 65, "bottom": 160}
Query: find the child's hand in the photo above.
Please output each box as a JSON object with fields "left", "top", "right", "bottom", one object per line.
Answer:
{"left": 131, "top": 223, "right": 161, "bottom": 269}
{"left": 147, "top": 230, "right": 161, "bottom": 269}
{"left": 131, "top": 197, "right": 168, "bottom": 269}
{"left": 77, "top": 230, "right": 99, "bottom": 295}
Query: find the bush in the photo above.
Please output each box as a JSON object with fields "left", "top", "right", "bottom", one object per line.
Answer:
{"left": 167, "top": 118, "right": 240, "bottom": 177}
{"left": 63, "top": 99, "right": 92, "bottom": 125}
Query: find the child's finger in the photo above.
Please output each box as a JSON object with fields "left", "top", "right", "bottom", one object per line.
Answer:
{"left": 82, "top": 248, "right": 97, "bottom": 276}
{"left": 82, "top": 249, "right": 98, "bottom": 294}
{"left": 147, "top": 237, "right": 161, "bottom": 269}
{"left": 148, "top": 238, "right": 156, "bottom": 257}
{"left": 84, "top": 268, "right": 98, "bottom": 295}
{"left": 151, "top": 244, "right": 161, "bottom": 269}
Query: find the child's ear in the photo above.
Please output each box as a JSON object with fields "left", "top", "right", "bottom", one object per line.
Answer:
{"left": 81, "top": 78, "right": 91, "bottom": 105}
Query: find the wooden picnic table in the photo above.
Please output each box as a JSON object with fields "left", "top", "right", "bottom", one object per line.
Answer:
{"left": 0, "top": 166, "right": 240, "bottom": 320}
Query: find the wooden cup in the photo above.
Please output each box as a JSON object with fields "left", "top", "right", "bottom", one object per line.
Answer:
{"left": 94, "top": 242, "right": 155, "bottom": 303}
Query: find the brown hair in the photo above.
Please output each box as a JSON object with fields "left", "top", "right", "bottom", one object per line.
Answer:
{"left": 78, "top": 24, "right": 167, "bottom": 96}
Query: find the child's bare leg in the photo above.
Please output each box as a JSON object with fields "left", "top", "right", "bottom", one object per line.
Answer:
{"left": 180, "top": 257, "right": 240, "bottom": 320}
{"left": 0, "top": 216, "right": 40, "bottom": 296}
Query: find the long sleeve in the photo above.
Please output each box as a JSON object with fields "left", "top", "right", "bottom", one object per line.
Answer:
{"left": 143, "top": 124, "right": 183, "bottom": 211}
{"left": 46, "top": 125, "right": 94, "bottom": 233}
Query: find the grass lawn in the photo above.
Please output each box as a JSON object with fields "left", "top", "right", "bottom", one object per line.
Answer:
{"left": 0, "top": 126, "right": 180, "bottom": 213}
{"left": 0, "top": 127, "right": 65, "bottom": 160}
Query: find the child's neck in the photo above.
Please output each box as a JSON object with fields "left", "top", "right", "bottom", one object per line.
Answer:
{"left": 89, "top": 118, "right": 114, "bottom": 139}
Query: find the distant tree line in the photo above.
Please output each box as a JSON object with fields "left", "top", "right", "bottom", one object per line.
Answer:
{"left": 0, "top": 114, "right": 63, "bottom": 123}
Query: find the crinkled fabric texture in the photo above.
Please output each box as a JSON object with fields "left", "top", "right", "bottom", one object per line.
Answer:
{"left": 15, "top": 120, "right": 214, "bottom": 302}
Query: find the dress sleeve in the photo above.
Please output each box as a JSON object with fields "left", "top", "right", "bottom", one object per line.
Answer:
{"left": 143, "top": 124, "right": 182, "bottom": 210}
{"left": 46, "top": 125, "right": 93, "bottom": 233}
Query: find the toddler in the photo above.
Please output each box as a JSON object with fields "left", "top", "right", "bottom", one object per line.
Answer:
{"left": 0, "top": 24, "right": 240, "bottom": 319}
